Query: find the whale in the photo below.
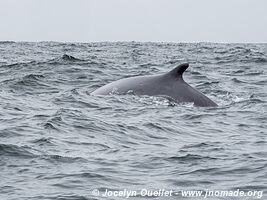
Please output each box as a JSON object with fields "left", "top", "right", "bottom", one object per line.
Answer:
{"left": 91, "top": 63, "right": 218, "bottom": 107}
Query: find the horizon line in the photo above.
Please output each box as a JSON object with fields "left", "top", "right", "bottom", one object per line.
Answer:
{"left": 1, "top": 40, "right": 267, "bottom": 44}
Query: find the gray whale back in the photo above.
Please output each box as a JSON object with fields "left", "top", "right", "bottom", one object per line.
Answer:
{"left": 91, "top": 63, "right": 218, "bottom": 107}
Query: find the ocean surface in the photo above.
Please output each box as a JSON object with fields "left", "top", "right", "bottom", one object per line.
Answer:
{"left": 0, "top": 41, "right": 266, "bottom": 200}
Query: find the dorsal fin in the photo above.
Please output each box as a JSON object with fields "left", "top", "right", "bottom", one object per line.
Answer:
{"left": 167, "top": 63, "right": 189, "bottom": 79}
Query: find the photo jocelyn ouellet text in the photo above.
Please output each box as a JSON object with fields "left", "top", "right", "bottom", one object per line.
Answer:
{"left": 90, "top": 188, "right": 263, "bottom": 199}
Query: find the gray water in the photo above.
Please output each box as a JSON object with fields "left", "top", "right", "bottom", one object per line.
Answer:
{"left": 0, "top": 41, "right": 266, "bottom": 200}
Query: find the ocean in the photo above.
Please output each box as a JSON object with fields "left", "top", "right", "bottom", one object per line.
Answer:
{"left": 0, "top": 41, "right": 266, "bottom": 200}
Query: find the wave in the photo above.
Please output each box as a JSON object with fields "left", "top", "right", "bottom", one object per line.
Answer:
{"left": 0, "top": 60, "right": 39, "bottom": 69}
{"left": 31, "top": 137, "right": 55, "bottom": 146}
{"left": 24, "top": 74, "right": 45, "bottom": 80}
{"left": 13, "top": 77, "right": 47, "bottom": 87}
{"left": 167, "top": 154, "right": 217, "bottom": 162}
{"left": 41, "top": 154, "right": 87, "bottom": 163}
{"left": 0, "top": 41, "right": 16, "bottom": 44}
{"left": 0, "top": 143, "right": 36, "bottom": 158}
{"left": 61, "top": 54, "right": 81, "bottom": 61}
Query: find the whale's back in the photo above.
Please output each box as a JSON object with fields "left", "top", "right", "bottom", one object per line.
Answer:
{"left": 91, "top": 63, "right": 218, "bottom": 107}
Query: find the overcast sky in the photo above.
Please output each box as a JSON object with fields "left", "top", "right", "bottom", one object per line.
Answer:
{"left": 0, "top": 0, "right": 266, "bottom": 43}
